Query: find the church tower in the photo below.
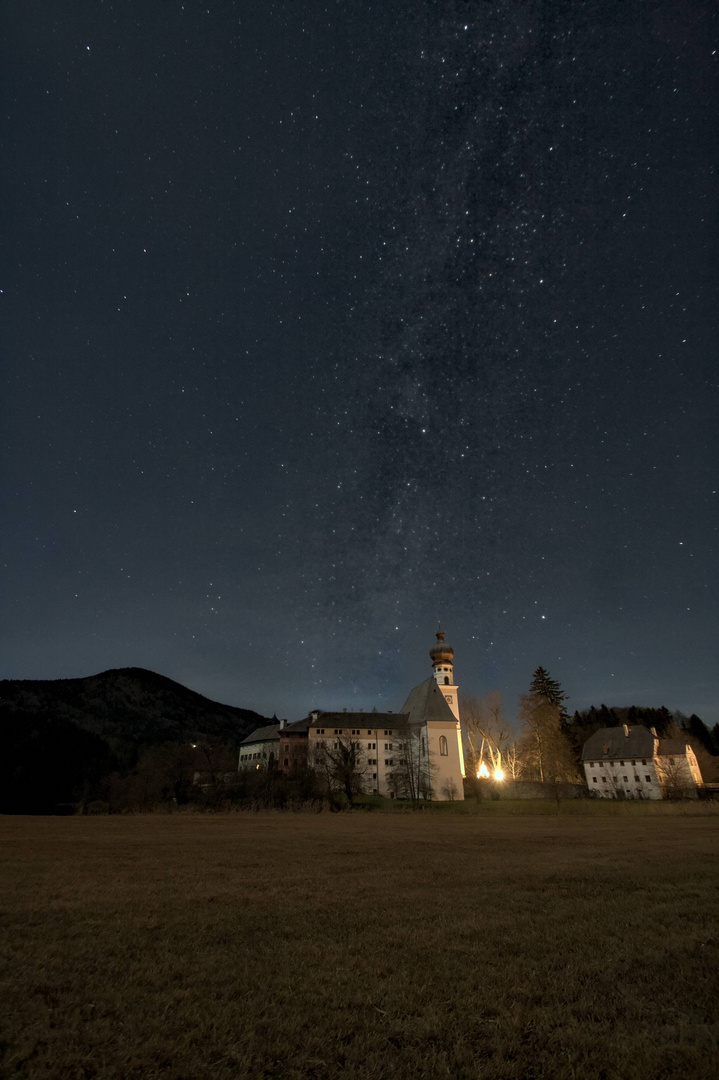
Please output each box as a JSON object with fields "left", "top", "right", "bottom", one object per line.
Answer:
{"left": 429, "top": 629, "right": 460, "bottom": 722}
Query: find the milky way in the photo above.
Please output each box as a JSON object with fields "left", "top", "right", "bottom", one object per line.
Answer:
{"left": 2, "top": 2, "right": 717, "bottom": 722}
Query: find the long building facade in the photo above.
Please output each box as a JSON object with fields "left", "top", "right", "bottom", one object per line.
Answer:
{"left": 239, "top": 630, "right": 467, "bottom": 801}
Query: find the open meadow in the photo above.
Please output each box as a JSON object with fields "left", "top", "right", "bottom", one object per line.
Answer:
{"left": 1, "top": 805, "right": 718, "bottom": 1080}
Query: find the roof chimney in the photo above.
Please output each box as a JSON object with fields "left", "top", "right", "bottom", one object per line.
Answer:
{"left": 623, "top": 724, "right": 630, "bottom": 737}
{"left": 279, "top": 719, "right": 287, "bottom": 730}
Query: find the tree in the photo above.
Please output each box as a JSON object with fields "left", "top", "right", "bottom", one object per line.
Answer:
{"left": 712, "top": 723, "right": 719, "bottom": 756}
{"left": 314, "top": 736, "right": 366, "bottom": 807}
{"left": 654, "top": 755, "right": 691, "bottom": 800}
{"left": 518, "top": 694, "right": 579, "bottom": 784}
{"left": 501, "top": 741, "right": 522, "bottom": 780}
{"left": 393, "top": 726, "right": 435, "bottom": 805}
{"left": 462, "top": 691, "right": 516, "bottom": 778}
{"left": 665, "top": 718, "right": 718, "bottom": 785}
{"left": 441, "top": 777, "right": 459, "bottom": 801}
{"left": 529, "top": 667, "right": 569, "bottom": 723}
{"left": 683, "top": 714, "right": 716, "bottom": 756}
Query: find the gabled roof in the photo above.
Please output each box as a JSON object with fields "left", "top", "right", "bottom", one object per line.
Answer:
{"left": 307, "top": 711, "right": 406, "bottom": 729}
{"left": 657, "top": 738, "right": 692, "bottom": 757}
{"left": 282, "top": 717, "right": 311, "bottom": 734}
{"left": 400, "top": 677, "right": 457, "bottom": 726}
{"left": 240, "top": 723, "right": 281, "bottom": 746}
{"left": 581, "top": 725, "right": 656, "bottom": 761}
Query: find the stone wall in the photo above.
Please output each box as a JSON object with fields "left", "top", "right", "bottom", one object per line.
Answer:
{"left": 464, "top": 778, "right": 588, "bottom": 800}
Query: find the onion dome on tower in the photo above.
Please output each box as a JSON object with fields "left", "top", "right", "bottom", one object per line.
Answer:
{"left": 430, "top": 629, "right": 455, "bottom": 686}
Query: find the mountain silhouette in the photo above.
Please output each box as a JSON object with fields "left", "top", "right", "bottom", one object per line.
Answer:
{"left": 0, "top": 667, "right": 273, "bottom": 811}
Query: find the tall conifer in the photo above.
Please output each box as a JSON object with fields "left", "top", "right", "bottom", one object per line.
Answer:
{"left": 529, "top": 667, "right": 569, "bottom": 722}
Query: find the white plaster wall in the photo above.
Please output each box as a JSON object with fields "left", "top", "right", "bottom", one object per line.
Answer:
{"left": 426, "top": 720, "right": 465, "bottom": 800}
{"left": 583, "top": 760, "right": 663, "bottom": 799}
{"left": 655, "top": 751, "right": 702, "bottom": 791}
{"left": 437, "top": 682, "right": 460, "bottom": 723}
{"left": 308, "top": 730, "right": 385, "bottom": 795}
{"left": 238, "top": 740, "right": 279, "bottom": 770}
{"left": 309, "top": 725, "right": 465, "bottom": 800}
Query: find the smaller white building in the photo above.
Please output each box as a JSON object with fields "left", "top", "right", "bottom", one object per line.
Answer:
{"left": 581, "top": 724, "right": 702, "bottom": 799}
{"left": 238, "top": 720, "right": 283, "bottom": 769}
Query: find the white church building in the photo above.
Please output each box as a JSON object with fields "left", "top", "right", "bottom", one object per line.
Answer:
{"left": 307, "top": 629, "right": 466, "bottom": 801}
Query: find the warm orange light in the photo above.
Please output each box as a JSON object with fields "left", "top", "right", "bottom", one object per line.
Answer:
{"left": 477, "top": 762, "right": 489, "bottom": 778}
{"left": 493, "top": 768, "right": 504, "bottom": 781}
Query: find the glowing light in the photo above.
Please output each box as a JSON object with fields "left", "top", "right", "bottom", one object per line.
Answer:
{"left": 477, "top": 762, "right": 490, "bottom": 778}
{"left": 494, "top": 768, "right": 504, "bottom": 781}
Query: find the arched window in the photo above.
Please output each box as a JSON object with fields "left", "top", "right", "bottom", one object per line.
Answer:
{"left": 444, "top": 676, "right": 450, "bottom": 685}
{"left": 439, "top": 735, "right": 448, "bottom": 756}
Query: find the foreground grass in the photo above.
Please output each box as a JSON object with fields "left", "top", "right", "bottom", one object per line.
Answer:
{"left": 1, "top": 814, "right": 717, "bottom": 1079}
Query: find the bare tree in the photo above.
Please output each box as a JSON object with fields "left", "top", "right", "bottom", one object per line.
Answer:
{"left": 441, "top": 777, "right": 459, "bottom": 801}
{"left": 314, "top": 736, "right": 366, "bottom": 807}
{"left": 654, "top": 755, "right": 691, "bottom": 800}
{"left": 502, "top": 741, "right": 523, "bottom": 780}
{"left": 393, "top": 726, "right": 436, "bottom": 805}
{"left": 518, "top": 694, "right": 579, "bottom": 784}
{"left": 463, "top": 691, "right": 516, "bottom": 778}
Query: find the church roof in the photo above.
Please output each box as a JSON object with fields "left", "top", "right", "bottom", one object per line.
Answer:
{"left": 400, "top": 677, "right": 458, "bottom": 726}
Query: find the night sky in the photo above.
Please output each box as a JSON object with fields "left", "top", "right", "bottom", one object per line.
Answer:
{"left": 2, "top": 1, "right": 717, "bottom": 724}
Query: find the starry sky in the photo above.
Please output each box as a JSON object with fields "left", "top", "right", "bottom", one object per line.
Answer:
{"left": 2, "top": 1, "right": 717, "bottom": 724}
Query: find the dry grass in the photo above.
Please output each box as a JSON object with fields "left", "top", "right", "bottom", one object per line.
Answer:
{"left": 1, "top": 811, "right": 717, "bottom": 1080}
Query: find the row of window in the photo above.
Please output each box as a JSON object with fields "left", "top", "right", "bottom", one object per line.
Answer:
{"left": 593, "top": 775, "right": 653, "bottom": 784}
{"left": 312, "top": 728, "right": 396, "bottom": 736}
{"left": 588, "top": 760, "right": 648, "bottom": 768}
{"left": 248, "top": 737, "right": 449, "bottom": 760}
{"left": 316, "top": 739, "right": 391, "bottom": 750}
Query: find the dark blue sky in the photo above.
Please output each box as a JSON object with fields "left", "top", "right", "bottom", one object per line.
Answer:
{"left": 2, "top": 1, "right": 717, "bottom": 723}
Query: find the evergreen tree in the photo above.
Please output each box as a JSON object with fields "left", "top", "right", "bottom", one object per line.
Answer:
{"left": 529, "top": 667, "right": 569, "bottom": 722}
{"left": 686, "top": 714, "right": 716, "bottom": 756}
{"left": 712, "top": 723, "right": 719, "bottom": 757}
{"left": 598, "top": 703, "right": 620, "bottom": 726}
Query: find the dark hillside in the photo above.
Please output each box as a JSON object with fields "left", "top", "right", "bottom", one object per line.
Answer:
{"left": 0, "top": 667, "right": 272, "bottom": 768}
{"left": 1, "top": 708, "right": 118, "bottom": 814}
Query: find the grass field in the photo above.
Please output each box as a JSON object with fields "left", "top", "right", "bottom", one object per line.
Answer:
{"left": 1, "top": 807, "right": 718, "bottom": 1079}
